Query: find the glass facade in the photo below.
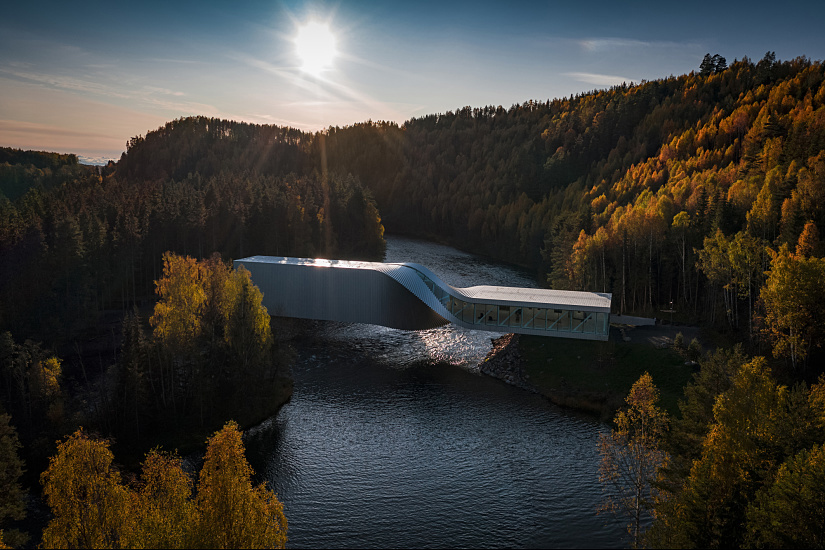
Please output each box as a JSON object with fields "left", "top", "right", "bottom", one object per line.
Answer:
{"left": 410, "top": 268, "right": 610, "bottom": 338}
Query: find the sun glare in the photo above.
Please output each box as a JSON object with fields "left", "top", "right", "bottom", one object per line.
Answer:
{"left": 295, "top": 21, "right": 337, "bottom": 76}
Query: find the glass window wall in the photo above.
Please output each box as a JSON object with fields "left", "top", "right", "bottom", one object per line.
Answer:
{"left": 533, "top": 308, "right": 546, "bottom": 330}
{"left": 485, "top": 305, "right": 498, "bottom": 326}
{"left": 510, "top": 308, "right": 522, "bottom": 327}
{"left": 572, "top": 311, "right": 585, "bottom": 333}
{"left": 596, "top": 312, "right": 608, "bottom": 334}
{"left": 462, "top": 303, "right": 475, "bottom": 324}
{"left": 522, "top": 307, "right": 534, "bottom": 328}
{"left": 410, "top": 264, "right": 611, "bottom": 338}
{"left": 498, "top": 305, "right": 511, "bottom": 326}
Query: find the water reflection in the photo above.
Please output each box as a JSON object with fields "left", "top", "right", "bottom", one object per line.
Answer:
{"left": 248, "top": 236, "right": 626, "bottom": 548}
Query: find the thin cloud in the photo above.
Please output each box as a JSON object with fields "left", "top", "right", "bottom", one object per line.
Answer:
{"left": 578, "top": 37, "right": 702, "bottom": 52}
{"left": 564, "top": 72, "right": 634, "bottom": 87}
{"left": 0, "top": 66, "right": 213, "bottom": 114}
{"left": 142, "top": 86, "right": 186, "bottom": 97}
{"left": 140, "top": 96, "right": 220, "bottom": 115}
{"left": 0, "top": 119, "right": 127, "bottom": 158}
{"left": 146, "top": 57, "right": 209, "bottom": 65}
{"left": 0, "top": 119, "right": 118, "bottom": 140}
{"left": 233, "top": 51, "right": 422, "bottom": 125}
{"left": 0, "top": 68, "right": 131, "bottom": 99}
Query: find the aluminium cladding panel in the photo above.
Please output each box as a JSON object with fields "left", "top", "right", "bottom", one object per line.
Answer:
{"left": 234, "top": 259, "right": 448, "bottom": 331}
{"left": 379, "top": 264, "right": 454, "bottom": 321}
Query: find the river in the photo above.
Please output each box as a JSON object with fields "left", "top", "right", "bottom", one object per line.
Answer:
{"left": 244, "top": 236, "right": 627, "bottom": 548}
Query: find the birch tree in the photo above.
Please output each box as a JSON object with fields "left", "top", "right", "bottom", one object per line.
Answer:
{"left": 761, "top": 243, "right": 825, "bottom": 370}
{"left": 599, "top": 373, "right": 669, "bottom": 548}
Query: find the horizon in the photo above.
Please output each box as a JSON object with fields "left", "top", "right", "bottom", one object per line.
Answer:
{"left": 2, "top": 0, "right": 825, "bottom": 161}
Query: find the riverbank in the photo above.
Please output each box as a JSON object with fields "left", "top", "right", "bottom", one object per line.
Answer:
{"left": 479, "top": 328, "right": 697, "bottom": 420}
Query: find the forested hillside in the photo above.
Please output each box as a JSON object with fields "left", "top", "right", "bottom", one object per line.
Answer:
{"left": 319, "top": 53, "right": 825, "bottom": 368}
{"left": 0, "top": 148, "right": 87, "bottom": 202}
{"left": 3, "top": 53, "right": 825, "bottom": 367}
{"left": 0, "top": 120, "right": 386, "bottom": 530}
{"left": 0, "top": 119, "right": 384, "bottom": 347}
{"left": 1, "top": 50, "right": 825, "bottom": 550}
{"left": 5, "top": 52, "right": 824, "bottom": 364}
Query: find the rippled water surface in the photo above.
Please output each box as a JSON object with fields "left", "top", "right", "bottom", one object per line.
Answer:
{"left": 246, "top": 236, "right": 626, "bottom": 548}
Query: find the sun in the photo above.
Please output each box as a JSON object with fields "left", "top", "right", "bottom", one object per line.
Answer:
{"left": 294, "top": 21, "right": 337, "bottom": 77}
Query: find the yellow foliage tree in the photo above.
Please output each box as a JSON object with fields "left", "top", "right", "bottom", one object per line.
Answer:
{"left": 40, "top": 429, "right": 133, "bottom": 549}
{"left": 196, "top": 421, "right": 287, "bottom": 549}
{"left": 746, "top": 443, "right": 825, "bottom": 547}
{"left": 142, "top": 251, "right": 280, "bottom": 425}
{"left": 41, "top": 423, "right": 287, "bottom": 549}
{"left": 599, "top": 372, "right": 668, "bottom": 548}
{"left": 650, "top": 357, "right": 787, "bottom": 548}
{"left": 128, "top": 451, "right": 197, "bottom": 549}
{"left": 225, "top": 267, "right": 272, "bottom": 374}
{"left": 150, "top": 252, "right": 206, "bottom": 351}
{"left": 795, "top": 220, "right": 820, "bottom": 257}
{"left": 761, "top": 244, "right": 825, "bottom": 369}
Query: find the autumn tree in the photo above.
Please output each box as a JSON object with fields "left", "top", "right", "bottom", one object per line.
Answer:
{"left": 796, "top": 220, "right": 821, "bottom": 257}
{"left": 150, "top": 252, "right": 205, "bottom": 354}
{"left": 0, "top": 332, "right": 64, "bottom": 435}
{"left": 138, "top": 252, "right": 286, "bottom": 431}
{"left": 665, "top": 347, "right": 746, "bottom": 473}
{"left": 728, "top": 231, "right": 761, "bottom": 336}
{"left": 41, "top": 422, "right": 287, "bottom": 549}
{"left": 127, "top": 450, "right": 197, "bottom": 549}
{"left": 746, "top": 444, "right": 825, "bottom": 547}
{"left": 671, "top": 211, "right": 691, "bottom": 304}
{"left": 761, "top": 243, "right": 825, "bottom": 370}
{"left": 599, "top": 372, "right": 668, "bottom": 548}
{"left": 40, "top": 429, "right": 133, "bottom": 549}
{"left": 225, "top": 266, "right": 272, "bottom": 375}
{"left": 196, "top": 421, "right": 287, "bottom": 549}
{"left": 697, "top": 229, "right": 734, "bottom": 326}
{"left": 648, "top": 357, "right": 803, "bottom": 548}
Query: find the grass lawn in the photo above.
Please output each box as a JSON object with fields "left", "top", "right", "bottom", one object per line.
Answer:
{"left": 520, "top": 332, "right": 695, "bottom": 419}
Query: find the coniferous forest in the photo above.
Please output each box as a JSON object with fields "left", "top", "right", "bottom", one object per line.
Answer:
{"left": 1, "top": 52, "right": 825, "bottom": 547}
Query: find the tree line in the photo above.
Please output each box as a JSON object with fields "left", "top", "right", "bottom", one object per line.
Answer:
{"left": 0, "top": 252, "right": 291, "bottom": 547}
{"left": 39, "top": 421, "right": 286, "bottom": 549}
{"left": 316, "top": 53, "right": 825, "bottom": 371}
{"left": 0, "top": 130, "right": 385, "bottom": 545}
{"left": 2, "top": 51, "right": 825, "bottom": 547}
{"left": 0, "top": 142, "right": 384, "bottom": 350}
{"left": 9, "top": 52, "right": 821, "bottom": 361}
{"left": 601, "top": 348, "right": 825, "bottom": 548}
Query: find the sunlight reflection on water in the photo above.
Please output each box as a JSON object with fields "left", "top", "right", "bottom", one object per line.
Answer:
{"left": 248, "top": 236, "right": 627, "bottom": 549}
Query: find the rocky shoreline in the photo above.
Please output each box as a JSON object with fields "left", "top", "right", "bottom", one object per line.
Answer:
{"left": 478, "top": 333, "right": 621, "bottom": 419}
{"left": 478, "top": 334, "right": 536, "bottom": 392}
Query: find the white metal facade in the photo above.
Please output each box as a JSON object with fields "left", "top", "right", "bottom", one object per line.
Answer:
{"left": 234, "top": 256, "right": 612, "bottom": 340}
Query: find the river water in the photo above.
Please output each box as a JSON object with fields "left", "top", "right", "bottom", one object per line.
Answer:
{"left": 245, "top": 236, "right": 627, "bottom": 548}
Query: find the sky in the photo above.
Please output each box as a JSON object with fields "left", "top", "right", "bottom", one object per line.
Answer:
{"left": 1, "top": 0, "right": 824, "bottom": 163}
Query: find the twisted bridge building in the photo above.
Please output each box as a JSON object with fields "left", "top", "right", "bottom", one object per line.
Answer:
{"left": 234, "top": 256, "right": 613, "bottom": 341}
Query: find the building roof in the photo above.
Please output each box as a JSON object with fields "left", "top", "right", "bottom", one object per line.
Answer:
{"left": 236, "top": 256, "right": 612, "bottom": 312}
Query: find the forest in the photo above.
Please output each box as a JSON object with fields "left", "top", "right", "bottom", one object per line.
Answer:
{"left": 0, "top": 121, "right": 385, "bottom": 546}
{"left": 323, "top": 54, "right": 824, "bottom": 333}
{"left": 0, "top": 51, "right": 825, "bottom": 547}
